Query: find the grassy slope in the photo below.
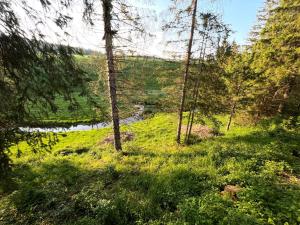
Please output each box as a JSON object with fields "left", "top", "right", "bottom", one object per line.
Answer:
{"left": 27, "top": 55, "right": 107, "bottom": 125}
{"left": 1, "top": 114, "right": 300, "bottom": 225}
{"left": 29, "top": 56, "right": 180, "bottom": 125}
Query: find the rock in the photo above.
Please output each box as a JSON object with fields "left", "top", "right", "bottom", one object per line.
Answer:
{"left": 221, "top": 185, "right": 242, "bottom": 200}
{"left": 102, "top": 132, "right": 135, "bottom": 144}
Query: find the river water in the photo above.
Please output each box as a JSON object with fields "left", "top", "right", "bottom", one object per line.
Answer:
{"left": 20, "top": 105, "right": 144, "bottom": 133}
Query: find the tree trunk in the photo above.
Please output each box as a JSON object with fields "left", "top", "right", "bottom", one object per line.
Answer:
{"left": 102, "top": 0, "right": 122, "bottom": 151}
{"left": 186, "top": 35, "right": 209, "bottom": 143}
{"left": 184, "top": 80, "right": 198, "bottom": 143}
{"left": 184, "top": 31, "right": 207, "bottom": 144}
{"left": 176, "top": 0, "right": 198, "bottom": 144}
{"left": 278, "top": 84, "right": 291, "bottom": 114}
{"left": 226, "top": 83, "right": 241, "bottom": 131}
{"left": 226, "top": 102, "right": 236, "bottom": 131}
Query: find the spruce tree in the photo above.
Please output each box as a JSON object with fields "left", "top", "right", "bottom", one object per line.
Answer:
{"left": 251, "top": 0, "right": 300, "bottom": 117}
{"left": 0, "top": 0, "right": 90, "bottom": 177}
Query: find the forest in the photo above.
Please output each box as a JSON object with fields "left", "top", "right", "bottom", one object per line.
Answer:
{"left": 0, "top": 0, "right": 299, "bottom": 224}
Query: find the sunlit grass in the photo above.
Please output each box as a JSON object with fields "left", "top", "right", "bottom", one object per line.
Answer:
{"left": 1, "top": 114, "right": 300, "bottom": 225}
{"left": 28, "top": 56, "right": 181, "bottom": 125}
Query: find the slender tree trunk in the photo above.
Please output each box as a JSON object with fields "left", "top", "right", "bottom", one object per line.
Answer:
{"left": 187, "top": 80, "right": 200, "bottom": 139}
{"left": 102, "top": 0, "right": 122, "bottom": 151}
{"left": 176, "top": 0, "right": 198, "bottom": 144}
{"left": 226, "top": 84, "right": 241, "bottom": 131}
{"left": 278, "top": 84, "right": 290, "bottom": 114}
{"left": 184, "top": 32, "right": 207, "bottom": 143}
{"left": 184, "top": 80, "right": 198, "bottom": 143}
{"left": 186, "top": 36, "right": 209, "bottom": 143}
{"left": 226, "top": 101, "right": 236, "bottom": 131}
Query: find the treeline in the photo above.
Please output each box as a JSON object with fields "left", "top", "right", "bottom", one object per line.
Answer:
{"left": 171, "top": 0, "right": 300, "bottom": 143}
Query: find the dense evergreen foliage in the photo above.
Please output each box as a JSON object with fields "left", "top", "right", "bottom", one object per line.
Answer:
{"left": 250, "top": 0, "right": 300, "bottom": 117}
{"left": 0, "top": 0, "right": 91, "bottom": 177}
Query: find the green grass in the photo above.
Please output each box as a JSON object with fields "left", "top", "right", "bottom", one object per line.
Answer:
{"left": 1, "top": 114, "right": 300, "bottom": 225}
{"left": 29, "top": 94, "right": 107, "bottom": 125}
{"left": 28, "top": 56, "right": 181, "bottom": 125}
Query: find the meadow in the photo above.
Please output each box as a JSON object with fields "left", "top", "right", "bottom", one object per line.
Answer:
{"left": 1, "top": 114, "right": 299, "bottom": 225}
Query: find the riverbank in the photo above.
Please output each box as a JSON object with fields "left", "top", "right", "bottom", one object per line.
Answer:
{"left": 20, "top": 105, "right": 145, "bottom": 132}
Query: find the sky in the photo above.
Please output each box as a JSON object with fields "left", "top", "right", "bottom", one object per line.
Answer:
{"left": 140, "top": 0, "right": 265, "bottom": 56}
{"left": 14, "top": 0, "right": 265, "bottom": 58}
{"left": 151, "top": 0, "right": 265, "bottom": 46}
{"left": 221, "top": 0, "right": 265, "bottom": 45}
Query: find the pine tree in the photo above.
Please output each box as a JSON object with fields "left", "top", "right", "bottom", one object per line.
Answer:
{"left": 163, "top": 1, "right": 229, "bottom": 143}
{"left": 184, "top": 13, "right": 229, "bottom": 142}
{"left": 0, "top": 0, "right": 90, "bottom": 177}
{"left": 223, "top": 44, "right": 255, "bottom": 130}
{"left": 102, "top": 0, "right": 122, "bottom": 151}
{"left": 251, "top": 0, "right": 300, "bottom": 117}
{"left": 176, "top": 0, "right": 198, "bottom": 144}
{"left": 78, "top": 0, "right": 148, "bottom": 151}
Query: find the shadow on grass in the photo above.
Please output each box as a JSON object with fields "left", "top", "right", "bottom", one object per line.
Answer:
{"left": 1, "top": 160, "right": 139, "bottom": 224}
{"left": 124, "top": 147, "right": 208, "bottom": 159}
{"left": 0, "top": 155, "right": 218, "bottom": 225}
{"left": 215, "top": 129, "right": 300, "bottom": 169}
{"left": 222, "top": 128, "right": 300, "bottom": 146}
{"left": 1, "top": 128, "right": 300, "bottom": 225}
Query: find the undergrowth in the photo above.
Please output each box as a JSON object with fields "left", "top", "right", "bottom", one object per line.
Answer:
{"left": 0, "top": 114, "right": 299, "bottom": 225}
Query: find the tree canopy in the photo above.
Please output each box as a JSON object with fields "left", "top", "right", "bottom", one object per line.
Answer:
{"left": 0, "top": 0, "right": 90, "bottom": 177}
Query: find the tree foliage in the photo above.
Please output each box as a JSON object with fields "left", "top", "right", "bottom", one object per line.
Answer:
{"left": 250, "top": 0, "right": 300, "bottom": 117}
{"left": 0, "top": 0, "right": 90, "bottom": 177}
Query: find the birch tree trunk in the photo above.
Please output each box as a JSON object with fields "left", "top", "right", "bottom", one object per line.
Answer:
{"left": 176, "top": 0, "right": 198, "bottom": 144}
{"left": 102, "top": 0, "right": 122, "bottom": 151}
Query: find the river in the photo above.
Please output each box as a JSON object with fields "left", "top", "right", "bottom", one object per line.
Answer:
{"left": 20, "top": 105, "right": 144, "bottom": 133}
